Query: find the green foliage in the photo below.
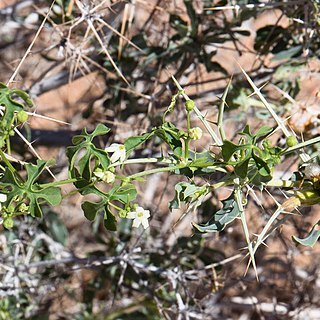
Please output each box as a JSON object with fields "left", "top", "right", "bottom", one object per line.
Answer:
{"left": 2, "top": 1, "right": 320, "bottom": 318}
{"left": 153, "top": 122, "right": 183, "bottom": 158}
{"left": 0, "top": 160, "right": 61, "bottom": 222}
{"left": 293, "top": 221, "right": 320, "bottom": 247}
{"left": 221, "top": 125, "right": 281, "bottom": 181}
{"left": 193, "top": 192, "right": 240, "bottom": 233}
{"left": 169, "top": 181, "right": 209, "bottom": 210}
{"left": 0, "top": 83, "right": 32, "bottom": 149}
{"left": 67, "top": 123, "right": 110, "bottom": 181}
{"left": 124, "top": 132, "right": 154, "bottom": 156}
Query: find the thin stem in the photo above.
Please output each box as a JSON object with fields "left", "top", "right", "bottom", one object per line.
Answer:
{"left": 108, "top": 201, "right": 122, "bottom": 211}
{"left": 6, "top": 137, "right": 11, "bottom": 155}
{"left": 217, "top": 78, "right": 232, "bottom": 141}
{"left": 266, "top": 179, "right": 299, "bottom": 188}
{"left": 210, "top": 179, "right": 235, "bottom": 190}
{"left": 127, "top": 163, "right": 187, "bottom": 181}
{"left": 171, "top": 76, "right": 223, "bottom": 146}
{"left": 0, "top": 149, "right": 24, "bottom": 184}
{"left": 282, "top": 135, "right": 320, "bottom": 155}
{"left": 185, "top": 111, "right": 191, "bottom": 159}
{"left": 108, "top": 157, "right": 178, "bottom": 168}
{"left": 252, "top": 205, "right": 284, "bottom": 255}
{"left": 237, "top": 63, "right": 310, "bottom": 163}
{"left": 234, "top": 178, "right": 258, "bottom": 279}
{"left": 40, "top": 178, "right": 78, "bottom": 188}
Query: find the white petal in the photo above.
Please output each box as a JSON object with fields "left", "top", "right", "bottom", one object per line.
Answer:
{"left": 141, "top": 218, "right": 149, "bottom": 229}
{"left": 0, "top": 194, "right": 7, "bottom": 202}
{"left": 105, "top": 143, "right": 120, "bottom": 152}
{"left": 132, "top": 218, "right": 141, "bottom": 228}
{"left": 110, "top": 152, "right": 120, "bottom": 163}
{"left": 93, "top": 171, "right": 104, "bottom": 179}
{"left": 144, "top": 210, "right": 150, "bottom": 219}
{"left": 119, "top": 150, "right": 126, "bottom": 162}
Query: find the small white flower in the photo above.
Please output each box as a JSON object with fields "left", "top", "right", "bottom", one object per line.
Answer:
{"left": 105, "top": 143, "right": 126, "bottom": 163}
{"left": 25, "top": 13, "right": 39, "bottom": 25}
{"left": 127, "top": 206, "right": 150, "bottom": 229}
{"left": 0, "top": 193, "right": 7, "bottom": 211}
{"left": 93, "top": 170, "right": 115, "bottom": 183}
{"left": 52, "top": 4, "right": 63, "bottom": 15}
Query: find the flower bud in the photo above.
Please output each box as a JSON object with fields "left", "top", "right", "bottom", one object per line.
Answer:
{"left": 3, "top": 217, "right": 14, "bottom": 229}
{"left": 286, "top": 135, "right": 298, "bottom": 147}
{"left": 17, "top": 110, "right": 29, "bottom": 123}
{"left": 185, "top": 100, "right": 195, "bottom": 112}
{"left": 189, "top": 127, "right": 203, "bottom": 140}
{"left": 93, "top": 169, "right": 115, "bottom": 183}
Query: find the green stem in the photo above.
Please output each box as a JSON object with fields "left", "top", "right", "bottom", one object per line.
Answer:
{"left": 108, "top": 157, "right": 178, "bottom": 168}
{"left": 266, "top": 179, "right": 299, "bottom": 188}
{"left": 6, "top": 137, "right": 11, "bottom": 155}
{"left": 185, "top": 111, "right": 191, "bottom": 159}
{"left": 0, "top": 149, "right": 24, "bottom": 184}
{"left": 127, "top": 163, "right": 187, "bottom": 181}
{"left": 210, "top": 179, "right": 234, "bottom": 190}
{"left": 41, "top": 178, "right": 77, "bottom": 188}
{"left": 217, "top": 77, "right": 232, "bottom": 141}
{"left": 171, "top": 76, "right": 223, "bottom": 146}
{"left": 108, "top": 201, "right": 122, "bottom": 211}
{"left": 282, "top": 135, "right": 320, "bottom": 155}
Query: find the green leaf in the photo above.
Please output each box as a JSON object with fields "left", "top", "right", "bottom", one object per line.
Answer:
{"left": 184, "top": 183, "right": 200, "bottom": 198}
{"left": 272, "top": 45, "right": 302, "bottom": 61}
{"left": 0, "top": 83, "right": 33, "bottom": 123}
{"left": 0, "top": 160, "right": 62, "bottom": 218}
{"left": 169, "top": 183, "right": 184, "bottom": 209}
{"left": 189, "top": 151, "right": 216, "bottom": 168}
{"left": 221, "top": 140, "right": 238, "bottom": 161}
{"left": 109, "top": 183, "right": 137, "bottom": 203}
{"left": 184, "top": 0, "right": 198, "bottom": 36}
{"left": 124, "top": 132, "right": 154, "bottom": 156}
{"left": 169, "top": 182, "right": 208, "bottom": 210}
{"left": 292, "top": 221, "right": 320, "bottom": 247}
{"left": 254, "top": 126, "right": 273, "bottom": 139}
{"left": 252, "top": 154, "right": 271, "bottom": 177}
{"left": 193, "top": 193, "right": 240, "bottom": 232}
{"left": 104, "top": 206, "right": 117, "bottom": 231}
{"left": 242, "top": 124, "right": 252, "bottom": 136}
{"left": 82, "top": 200, "right": 117, "bottom": 231}
{"left": 154, "top": 122, "right": 183, "bottom": 158}
{"left": 67, "top": 125, "right": 110, "bottom": 180}
{"left": 239, "top": 125, "right": 272, "bottom": 143}
{"left": 91, "top": 123, "right": 111, "bottom": 137}
{"left": 0, "top": 83, "right": 33, "bottom": 146}
{"left": 234, "top": 157, "right": 250, "bottom": 179}
{"left": 82, "top": 200, "right": 105, "bottom": 221}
